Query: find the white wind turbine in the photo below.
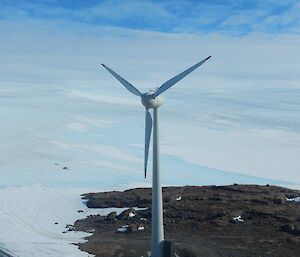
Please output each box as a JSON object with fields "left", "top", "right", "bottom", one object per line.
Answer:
{"left": 101, "top": 56, "right": 211, "bottom": 257}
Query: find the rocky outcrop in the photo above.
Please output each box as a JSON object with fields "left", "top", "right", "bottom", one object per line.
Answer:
{"left": 75, "top": 184, "right": 300, "bottom": 257}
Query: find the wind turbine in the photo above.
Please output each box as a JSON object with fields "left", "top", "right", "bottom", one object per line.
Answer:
{"left": 101, "top": 56, "right": 211, "bottom": 257}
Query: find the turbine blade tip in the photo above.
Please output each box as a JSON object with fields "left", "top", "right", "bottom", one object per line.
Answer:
{"left": 101, "top": 63, "right": 106, "bottom": 67}
{"left": 206, "top": 55, "right": 212, "bottom": 60}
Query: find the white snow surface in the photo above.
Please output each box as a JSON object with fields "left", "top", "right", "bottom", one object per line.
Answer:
{"left": 1, "top": 19, "right": 300, "bottom": 257}
{"left": 286, "top": 197, "right": 300, "bottom": 202}
{"left": 0, "top": 184, "right": 128, "bottom": 257}
{"left": 232, "top": 216, "right": 244, "bottom": 223}
{"left": 138, "top": 226, "right": 145, "bottom": 231}
{"left": 128, "top": 212, "right": 136, "bottom": 218}
{"left": 117, "top": 225, "right": 129, "bottom": 233}
{"left": 1, "top": 21, "right": 300, "bottom": 189}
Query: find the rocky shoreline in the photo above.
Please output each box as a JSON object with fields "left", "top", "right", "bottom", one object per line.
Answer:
{"left": 73, "top": 184, "right": 300, "bottom": 257}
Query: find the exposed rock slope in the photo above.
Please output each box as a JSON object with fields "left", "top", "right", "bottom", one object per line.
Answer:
{"left": 74, "top": 184, "right": 300, "bottom": 257}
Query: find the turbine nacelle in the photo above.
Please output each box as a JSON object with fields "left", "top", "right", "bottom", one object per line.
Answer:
{"left": 141, "top": 90, "right": 164, "bottom": 109}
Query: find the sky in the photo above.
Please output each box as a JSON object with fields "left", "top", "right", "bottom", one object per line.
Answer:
{"left": 1, "top": 0, "right": 300, "bottom": 34}
{"left": 0, "top": 0, "right": 300, "bottom": 189}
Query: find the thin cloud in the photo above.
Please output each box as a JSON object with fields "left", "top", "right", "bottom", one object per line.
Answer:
{"left": 1, "top": 0, "right": 300, "bottom": 35}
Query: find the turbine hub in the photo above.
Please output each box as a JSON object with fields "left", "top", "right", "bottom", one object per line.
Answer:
{"left": 141, "top": 90, "right": 164, "bottom": 109}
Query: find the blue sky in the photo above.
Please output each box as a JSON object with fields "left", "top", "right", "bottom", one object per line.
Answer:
{"left": 1, "top": 0, "right": 300, "bottom": 35}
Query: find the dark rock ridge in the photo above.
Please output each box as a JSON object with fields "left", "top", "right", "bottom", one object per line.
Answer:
{"left": 74, "top": 184, "right": 300, "bottom": 257}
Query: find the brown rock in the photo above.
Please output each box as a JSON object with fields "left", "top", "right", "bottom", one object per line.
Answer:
{"left": 273, "top": 194, "right": 286, "bottom": 204}
{"left": 106, "top": 211, "right": 117, "bottom": 221}
{"left": 73, "top": 185, "right": 300, "bottom": 257}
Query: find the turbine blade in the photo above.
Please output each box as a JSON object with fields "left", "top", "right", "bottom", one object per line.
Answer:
{"left": 101, "top": 64, "right": 142, "bottom": 96}
{"left": 154, "top": 56, "right": 211, "bottom": 97}
{"left": 144, "top": 109, "right": 152, "bottom": 178}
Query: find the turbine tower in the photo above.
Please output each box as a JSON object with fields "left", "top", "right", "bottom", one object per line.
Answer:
{"left": 101, "top": 56, "right": 211, "bottom": 257}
